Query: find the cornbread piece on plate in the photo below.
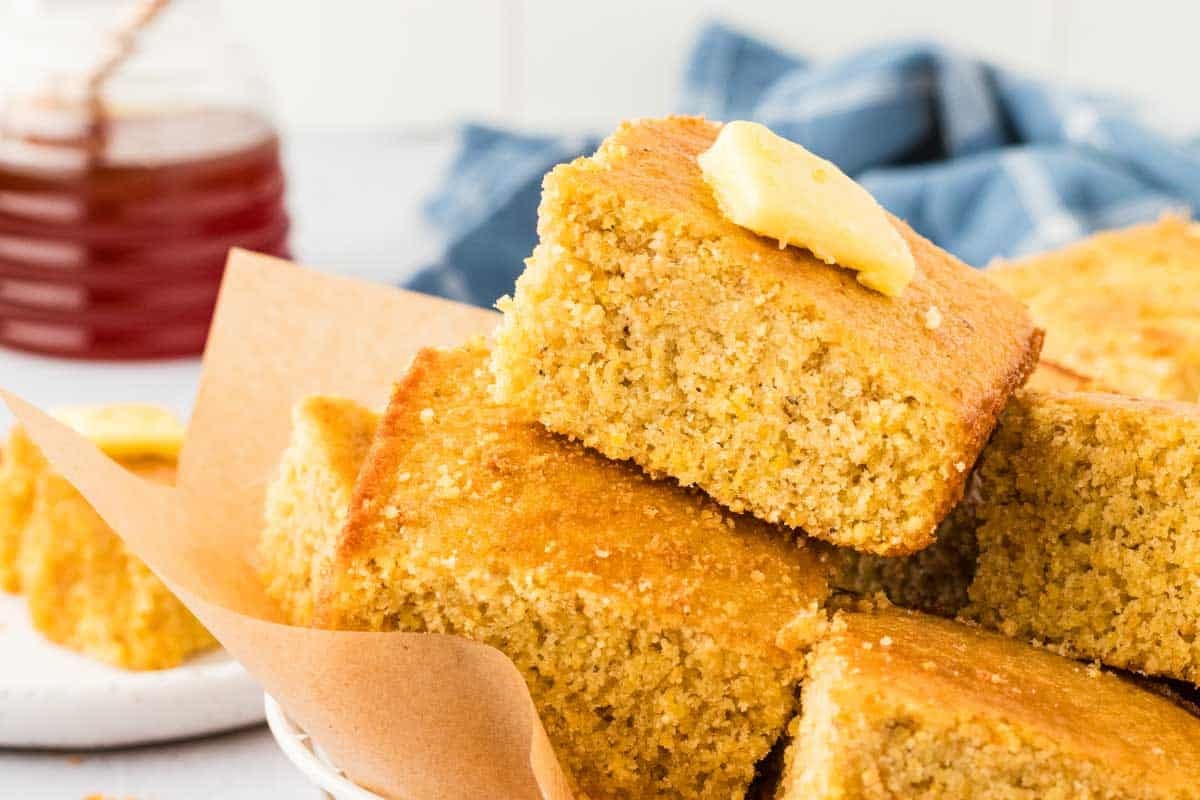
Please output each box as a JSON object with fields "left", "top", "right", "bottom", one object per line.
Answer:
{"left": 778, "top": 610, "right": 1200, "bottom": 800}
{"left": 961, "top": 389, "right": 1200, "bottom": 682}
{"left": 259, "top": 396, "right": 378, "bottom": 626}
{"left": 22, "top": 457, "right": 214, "bottom": 670}
{"left": 0, "top": 426, "right": 43, "bottom": 592}
{"left": 316, "top": 341, "right": 832, "bottom": 800}
{"left": 492, "top": 116, "right": 1042, "bottom": 555}
{"left": 988, "top": 215, "right": 1200, "bottom": 402}
{"left": 5, "top": 405, "right": 215, "bottom": 670}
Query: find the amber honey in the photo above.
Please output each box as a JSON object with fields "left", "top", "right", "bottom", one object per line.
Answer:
{"left": 0, "top": 105, "right": 288, "bottom": 358}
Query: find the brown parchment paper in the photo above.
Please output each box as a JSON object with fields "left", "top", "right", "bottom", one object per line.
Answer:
{"left": 1, "top": 249, "right": 575, "bottom": 800}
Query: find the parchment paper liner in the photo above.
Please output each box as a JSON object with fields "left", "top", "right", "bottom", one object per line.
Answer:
{"left": 2, "top": 249, "right": 574, "bottom": 800}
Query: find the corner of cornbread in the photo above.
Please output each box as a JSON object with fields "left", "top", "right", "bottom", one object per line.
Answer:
{"left": 316, "top": 340, "right": 833, "bottom": 800}
{"left": 987, "top": 214, "right": 1200, "bottom": 402}
{"left": 491, "top": 116, "right": 1042, "bottom": 556}
{"left": 777, "top": 610, "right": 1200, "bottom": 799}
{"left": 259, "top": 395, "right": 379, "bottom": 626}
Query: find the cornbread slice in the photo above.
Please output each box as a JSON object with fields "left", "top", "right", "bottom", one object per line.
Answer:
{"left": 777, "top": 610, "right": 1200, "bottom": 799}
{"left": 0, "top": 426, "right": 43, "bottom": 592}
{"left": 960, "top": 389, "right": 1200, "bottom": 682}
{"left": 492, "top": 116, "right": 1042, "bottom": 555}
{"left": 259, "top": 396, "right": 379, "bottom": 625}
{"left": 21, "top": 457, "right": 214, "bottom": 670}
{"left": 318, "top": 342, "right": 832, "bottom": 800}
{"left": 1, "top": 407, "right": 214, "bottom": 670}
{"left": 988, "top": 215, "right": 1200, "bottom": 402}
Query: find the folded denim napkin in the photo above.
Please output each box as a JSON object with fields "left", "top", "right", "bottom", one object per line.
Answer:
{"left": 409, "top": 21, "right": 1198, "bottom": 307}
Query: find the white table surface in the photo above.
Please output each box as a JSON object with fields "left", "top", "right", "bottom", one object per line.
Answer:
{"left": 0, "top": 129, "right": 457, "bottom": 798}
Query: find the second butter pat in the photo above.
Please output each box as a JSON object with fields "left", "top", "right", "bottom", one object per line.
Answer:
{"left": 697, "top": 120, "right": 915, "bottom": 297}
{"left": 51, "top": 404, "right": 185, "bottom": 460}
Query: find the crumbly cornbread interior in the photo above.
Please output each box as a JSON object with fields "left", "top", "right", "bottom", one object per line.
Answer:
{"left": 315, "top": 341, "right": 831, "bottom": 800}
{"left": 963, "top": 389, "right": 1200, "bottom": 682}
{"left": 492, "top": 116, "right": 1041, "bottom": 556}
{"left": 1, "top": 417, "right": 214, "bottom": 670}
{"left": 778, "top": 611, "right": 1200, "bottom": 800}
{"left": 0, "top": 426, "right": 43, "bottom": 593}
{"left": 12, "top": 438, "right": 213, "bottom": 670}
{"left": 988, "top": 215, "right": 1200, "bottom": 403}
{"left": 259, "top": 396, "right": 379, "bottom": 626}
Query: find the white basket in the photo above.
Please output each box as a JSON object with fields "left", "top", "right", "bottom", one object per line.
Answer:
{"left": 264, "top": 694, "right": 387, "bottom": 800}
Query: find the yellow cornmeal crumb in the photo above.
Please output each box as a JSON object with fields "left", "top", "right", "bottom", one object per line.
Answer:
{"left": 0, "top": 409, "right": 214, "bottom": 670}
{"left": 988, "top": 214, "right": 1200, "bottom": 402}
{"left": 0, "top": 427, "right": 43, "bottom": 593}
{"left": 313, "top": 341, "right": 833, "bottom": 800}
{"left": 696, "top": 120, "right": 915, "bottom": 296}
{"left": 491, "top": 116, "right": 1041, "bottom": 556}
{"left": 259, "top": 396, "right": 379, "bottom": 626}
{"left": 778, "top": 611, "right": 1200, "bottom": 799}
{"left": 962, "top": 389, "right": 1200, "bottom": 683}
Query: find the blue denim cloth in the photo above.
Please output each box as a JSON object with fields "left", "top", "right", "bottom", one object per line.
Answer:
{"left": 410, "top": 22, "right": 1197, "bottom": 307}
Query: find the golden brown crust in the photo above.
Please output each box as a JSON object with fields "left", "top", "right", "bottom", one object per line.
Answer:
{"left": 329, "top": 341, "right": 831, "bottom": 646}
{"left": 294, "top": 396, "right": 378, "bottom": 490}
{"left": 987, "top": 214, "right": 1200, "bottom": 402}
{"left": 821, "top": 611, "right": 1200, "bottom": 789}
{"left": 322, "top": 341, "right": 833, "bottom": 799}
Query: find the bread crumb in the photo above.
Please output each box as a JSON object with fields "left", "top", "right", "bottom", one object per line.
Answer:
{"left": 924, "top": 305, "right": 943, "bottom": 329}
{"left": 419, "top": 408, "right": 435, "bottom": 423}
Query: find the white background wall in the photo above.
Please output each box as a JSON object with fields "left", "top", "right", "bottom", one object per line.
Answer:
{"left": 219, "top": 0, "right": 1200, "bottom": 135}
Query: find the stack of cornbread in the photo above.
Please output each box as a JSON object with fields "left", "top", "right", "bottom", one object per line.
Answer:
{"left": 0, "top": 404, "right": 214, "bottom": 670}
{"left": 247, "top": 117, "right": 1200, "bottom": 799}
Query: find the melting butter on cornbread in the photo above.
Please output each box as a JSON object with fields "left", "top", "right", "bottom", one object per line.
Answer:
{"left": 698, "top": 119, "right": 915, "bottom": 296}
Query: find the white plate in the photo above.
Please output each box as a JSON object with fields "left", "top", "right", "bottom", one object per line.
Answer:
{"left": 264, "top": 694, "right": 385, "bottom": 799}
{"left": 0, "top": 593, "right": 264, "bottom": 749}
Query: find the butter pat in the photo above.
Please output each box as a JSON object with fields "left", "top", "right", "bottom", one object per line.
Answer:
{"left": 697, "top": 120, "right": 915, "bottom": 297}
{"left": 52, "top": 404, "right": 185, "bottom": 460}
